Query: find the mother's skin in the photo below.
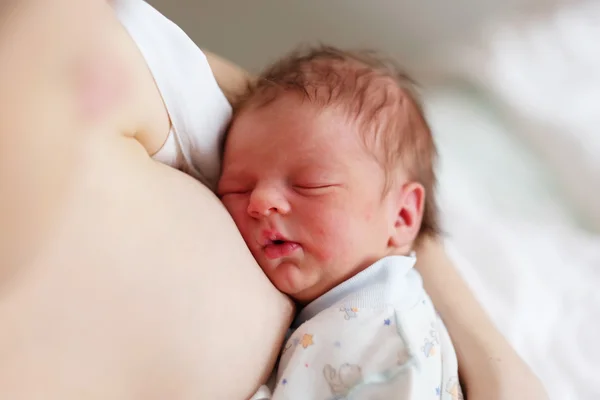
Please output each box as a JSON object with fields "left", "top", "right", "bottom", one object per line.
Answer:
{"left": 0, "top": 0, "right": 547, "bottom": 399}
{"left": 0, "top": 1, "right": 292, "bottom": 399}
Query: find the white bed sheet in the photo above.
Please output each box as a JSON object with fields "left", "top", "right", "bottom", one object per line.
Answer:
{"left": 425, "top": 87, "right": 600, "bottom": 400}
{"left": 441, "top": 0, "right": 600, "bottom": 233}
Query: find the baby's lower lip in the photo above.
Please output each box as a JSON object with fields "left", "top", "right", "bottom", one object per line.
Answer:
{"left": 263, "top": 241, "right": 300, "bottom": 260}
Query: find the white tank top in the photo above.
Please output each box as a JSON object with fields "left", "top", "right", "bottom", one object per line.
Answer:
{"left": 113, "top": 0, "right": 232, "bottom": 190}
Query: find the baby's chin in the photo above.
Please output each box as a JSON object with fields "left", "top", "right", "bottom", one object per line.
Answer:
{"left": 265, "top": 260, "right": 323, "bottom": 303}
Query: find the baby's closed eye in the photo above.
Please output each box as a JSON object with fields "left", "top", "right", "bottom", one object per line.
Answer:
{"left": 217, "top": 181, "right": 252, "bottom": 197}
{"left": 219, "top": 188, "right": 251, "bottom": 197}
{"left": 292, "top": 183, "right": 340, "bottom": 196}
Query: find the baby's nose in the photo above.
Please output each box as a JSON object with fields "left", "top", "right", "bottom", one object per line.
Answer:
{"left": 247, "top": 187, "right": 290, "bottom": 218}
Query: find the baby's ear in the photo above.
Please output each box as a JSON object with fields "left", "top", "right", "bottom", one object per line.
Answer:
{"left": 388, "top": 182, "right": 425, "bottom": 251}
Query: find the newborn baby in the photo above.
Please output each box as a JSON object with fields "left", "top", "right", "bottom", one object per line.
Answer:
{"left": 218, "top": 46, "right": 463, "bottom": 400}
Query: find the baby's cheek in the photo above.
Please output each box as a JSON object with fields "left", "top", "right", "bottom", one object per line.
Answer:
{"left": 310, "top": 230, "right": 335, "bottom": 262}
{"left": 307, "top": 212, "right": 350, "bottom": 261}
{"left": 361, "top": 197, "right": 382, "bottom": 222}
{"left": 223, "top": 200, "right": 247, "bottom": 228}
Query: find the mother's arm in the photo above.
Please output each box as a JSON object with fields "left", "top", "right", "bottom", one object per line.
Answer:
{"left": 205, "top": 51, "right": 253, "bottom": 104}
{"left": 415, "top": 237, "right": 548, "bottom": 400}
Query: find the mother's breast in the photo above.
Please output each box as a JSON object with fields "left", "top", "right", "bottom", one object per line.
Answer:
{"left": 0, "top": 1, "right": 292, "bottom": 398}
{"left": 0, "top": 132, "right": 293, "bottom": 400}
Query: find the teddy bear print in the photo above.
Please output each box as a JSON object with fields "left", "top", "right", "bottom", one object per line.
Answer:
{"left": 323, "top": 363, "right": 363, "bottom": 399}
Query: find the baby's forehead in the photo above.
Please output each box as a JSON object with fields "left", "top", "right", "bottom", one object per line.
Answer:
{"left": 230, "top": 72, "right": 415, "bottom": 168}
{"left": 236, "top": 94, "right": 347, "bottom": 134}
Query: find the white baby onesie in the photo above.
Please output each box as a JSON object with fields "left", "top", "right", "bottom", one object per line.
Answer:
{"left": 113, "top": 0, "right": 232, "bottom": 190}
{"left": 253, "top": 256, "right": 463, "bottom": 400}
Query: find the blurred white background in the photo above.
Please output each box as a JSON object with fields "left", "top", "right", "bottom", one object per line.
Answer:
{"left": 149, "top": 1, "right": 599, "bottom": 399}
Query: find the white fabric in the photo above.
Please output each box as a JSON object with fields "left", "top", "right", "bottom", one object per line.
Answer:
{"left": 254, "top": 256, "right": 462, "bottom": 400}
{"left": 424, "top": 5, "right": 600, "bottom": 397}
{"left": 424, "top": 86, "right": 600, "bottom": 400}
{"left": 441, "top": 0, "right": 600, "bottom": 232}
{"left": 113, "top": 0, "right": 232, "bottom": 190}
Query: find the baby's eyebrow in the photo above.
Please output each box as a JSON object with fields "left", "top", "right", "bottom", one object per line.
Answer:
{"left": 220, "top": 163, "right": 250, "bottom": 176}
{"left": 220, "top": 167, "right": 258, "bottom": 186}
{"left": 299, "top": 162, "right": 346, "bottom": 173}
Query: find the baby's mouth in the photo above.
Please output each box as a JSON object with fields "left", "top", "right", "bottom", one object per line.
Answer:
{"left": 262, "top": 238, "right": 301, "bottom": 260}
{"left": 261, "top": 230, "right": 289, "bottom": 246}
{"left": 263, "top": 237, "right": 294, "bottom": 248}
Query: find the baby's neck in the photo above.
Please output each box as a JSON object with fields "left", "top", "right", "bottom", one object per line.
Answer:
{"left": 295, "top": 250, "right": 414, "bottom": 305}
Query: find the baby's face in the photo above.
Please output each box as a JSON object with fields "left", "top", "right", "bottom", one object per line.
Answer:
{"left": 218, "top": 96, "right": 397, "bottom": 303}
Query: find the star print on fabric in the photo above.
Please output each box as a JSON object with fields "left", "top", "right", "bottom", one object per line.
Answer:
{"left": 292, "top": 338, "right": 300, "bottom": 346}
{"left": 282, "top": 379, "right": 288, "bottom": 385}
{"left": 334, "top": 341, "right": 342, "bottom": 348}
{"left": 384, "top": 318, "right": 391, "bottom": 326}
{"left": 436, "top": 386, "right": 441, "bottom": 396}
{"left": 300, "top": 334, "right": 314, "bottom": 349}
